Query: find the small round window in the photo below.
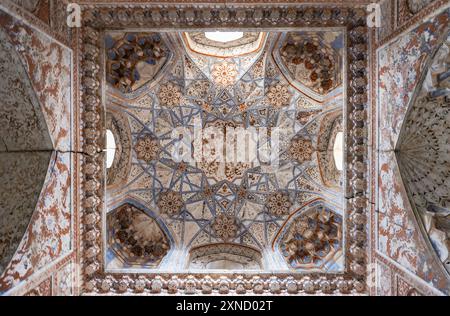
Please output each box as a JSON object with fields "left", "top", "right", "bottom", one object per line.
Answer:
{"left": 333, "top": 132, "right": 344, "bottom": 171}
{"left": 106, "top": 129, "right": 116, "bottom": 169}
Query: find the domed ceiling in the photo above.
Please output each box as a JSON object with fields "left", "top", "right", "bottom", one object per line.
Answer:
{"left": 104, "top": 30, "right": 346, "bottom": 273}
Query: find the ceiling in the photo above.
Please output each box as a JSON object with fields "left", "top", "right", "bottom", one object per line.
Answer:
{"left": 104, "top": 30, "right": 346, "bottom": 273}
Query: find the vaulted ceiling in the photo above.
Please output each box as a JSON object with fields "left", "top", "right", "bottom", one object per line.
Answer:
{"left": 104, "top": 30, "right": 346, "bottom": 273}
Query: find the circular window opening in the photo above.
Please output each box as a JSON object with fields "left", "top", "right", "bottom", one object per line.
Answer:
{"left": 106, "top": 129, "right": 116, "bottom": 169}
{"left": 333, "top": 132, "right": 344, "bottom": 171}
{"left": 204, "top": 32, "right": 244, "bottom": 43}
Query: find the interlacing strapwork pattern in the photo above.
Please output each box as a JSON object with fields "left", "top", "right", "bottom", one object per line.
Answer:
{"left": 80, "top": 5, "right": 369, "bottom": 295}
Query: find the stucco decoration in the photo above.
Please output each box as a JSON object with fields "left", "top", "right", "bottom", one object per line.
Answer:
{"left": 397, "top": 32, "right": 450, "bottom": 275}
{"left": 0, "top": 10, "right": 72, "bottom": 152}
{"left": 106, "top": 33, "right": 170, "bottom": 94}
{"left": 24, "top": 277, "right": 52, "bottom": 296}
{"left": 181, "top": 32, "right": 265, "bottom": 96}
{"left": 397, "top": 276, "right": 423, "bottom": 296}
{"left": 211, "top": 213, "right": 240, "bottom": 241}
{"left": 396, "top": 1, "right": 439, "bottom": 30}
{"left": 53, "top": 259, "right": 76, "bottom": 296}
{"left": 10, "top": 0, "right": 41, "bottom": 13}
{"left": 103, "top": 30, "right": 346, "bottom": 273}
{"left": 107, "top": 203, "right": 170, "bottom": 267}
{"left": 0, "top": 151, "right": 72, "bottom": 293}
{"left": 0, "top": 4, "right": 74, "bottom": 293}
{"left": 134, "top": 134, "right": 161, "bottom": 163}
{"left": 79, "top": 4, "right": 369, "bottom": 295}
{"left": 157, "top": 190, "right": 184, "bottom": 216}
{"left": 275, "top": 31, "right": 344, "bottom": 102}
{"left": 278, "top": 203, "right": 343, "bottom": 270}
{"left": 3, "top": 0, "right": 70, "bottom": 41}
{"left": 288, "top": 137, "right": 314, "bottom": 164}
{"left": 0, "top": 22, "right": 54, "bottom": 279}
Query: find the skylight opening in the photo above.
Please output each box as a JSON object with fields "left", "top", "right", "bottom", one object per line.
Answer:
{"left": 204, "top": 31, "right": 244, "bottom": 43}
{"left": 106, "top": 129, "right": 116, "bottom": 169}
{"left": 333, "top": 132, "right": 344, "bottom": 171}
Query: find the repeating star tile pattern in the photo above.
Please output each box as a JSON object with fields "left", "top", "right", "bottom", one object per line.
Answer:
{"left": 105, "top": 31, "right": 345, "bottom": 272}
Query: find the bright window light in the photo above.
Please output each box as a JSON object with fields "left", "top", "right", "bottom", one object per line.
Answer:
{"left": 106, "top": 129, "right": 116, "bottom": 169}
{"left": 204, "top": 32, "right": 244, "bottom": 43}
{"left": 333, "top": 132, "right": 344, "bottom": 171}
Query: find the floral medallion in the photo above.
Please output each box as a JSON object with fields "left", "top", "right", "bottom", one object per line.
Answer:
{"left": 134, "top": 135, "right": 160, "bottom": 163}
{"left": 158, "top": 82, "right": 182, "bottom": 108}
{"left": 211, "top": 62, "right": 238, "bottom": 87}
{"left": 279, "top": 32, "right": 342, "bottom": 95}
{"left": 266, "top": 191, "right": 293, "bottom": 216}
{"left": 77, "top": 3, "right": 371, "bottom": 295}
{"left": 289, "top": 137, "right": 314, "bottom": 164}
{"left": 266, "top": 83, "right": 291, "bottom": 108}
{"left": 212, "top": 213, "right": 238, "bottom": 241}
{"left": 157, "top": 190, "right": 184, "bottom": 216}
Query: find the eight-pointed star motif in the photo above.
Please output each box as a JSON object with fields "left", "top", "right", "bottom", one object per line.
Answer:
{"left": 211, "top": 61, "right": 238, "bottom": 87}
